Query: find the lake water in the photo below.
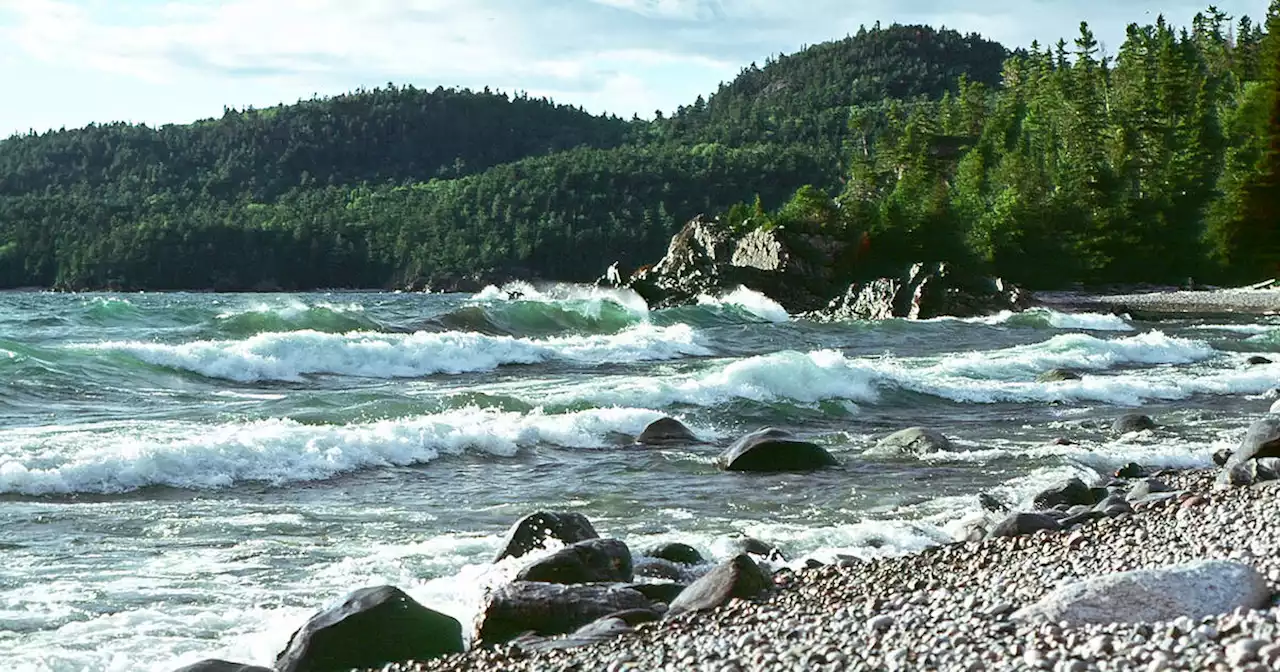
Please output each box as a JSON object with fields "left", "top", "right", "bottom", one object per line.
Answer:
{"left": 1, "top": 285, "right": 1277, "bottom": 671}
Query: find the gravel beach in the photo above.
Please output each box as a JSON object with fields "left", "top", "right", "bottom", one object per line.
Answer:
{"left": 1038, "top": 287, "right": 1280, "bottom": 316}
{"left": 380, "top": 469, "right": 1280, "bottom": 672}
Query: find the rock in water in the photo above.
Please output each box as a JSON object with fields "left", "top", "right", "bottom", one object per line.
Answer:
{"left": 1247, "top": 355, "right": 1273, "bottom": 366}
{"left": 516, "top": 538, "right": 633, "bottom": 584}
{"left": 1115, "top": 463, "right": 1146, "bottom": 479}
{"left": 645, "top": 542, "right": 704, "bottom": 566}
{"left": 665, "top": 554, "right": 770, "bottom": 618}
{"left": 493, "top": 511, "right": 599, "bottom": 563}
{"left": 718, "top": 428, "right": 837, "bottom": 472}
{"left": 1112, "top": 413, "right": 1156, "bottom": 434}
{"left": 274, "top": 586, "right": 464, "bottom": 672}
{"left": 1037, "top": 368, "right": 1083, "bottom": 383}
{"left": 173, "top": 662, "right": 272, "bottom": 672}
{"left": 1031, "top": 478, "right": 1097, "bottom": 510}
{"left": 986, "top": 513, "right": 1063, "bottom": 538}
{"left": 633, "top": 557, "right": 683, "bottom": 581}
{"left": 473, "top": 582, "right": 652, "bottom": 646}
{"left": 1012, "top": 561, "right": 1269, "bottom": 626}
{"left": 871, "top": 427, "right": 955, "bottom": 455}
{"left": 636, "top": 417, "right": 701, "bottom": 446}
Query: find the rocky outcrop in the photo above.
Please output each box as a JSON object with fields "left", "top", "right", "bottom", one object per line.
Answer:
{"left": 635, "top": 417, "right": 702, "bottom": 446}
{"left": 665, "top": 554, "right": 771, "bottom": 619}
{"left": 493, "top": 512, "right": 599, "bottom": 563}
{"left": 610, "top": 216, "right": 1023, "bottom": 318}
{"left": 274, "top": 586, "right": 464, "bottom": 672}
{"left": 717, "top": 427, "right": 838, "bottom": 472}
{"left": 515, "top": 539, "right": 633, "bottom": 585}
{"left": 1012, "top": 561, "right": 1270, "bottom": 626}
{"left": 473, "top": 582, "right": 653, "bottom": 646}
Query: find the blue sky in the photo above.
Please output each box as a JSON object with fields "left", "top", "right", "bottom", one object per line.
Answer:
{"left": 0, "top": 0, "right": 1270, "bottom": 136}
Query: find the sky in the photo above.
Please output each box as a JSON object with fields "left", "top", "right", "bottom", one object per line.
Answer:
{"left": 0, "top": 0, "right": 1271, "bottom": 136}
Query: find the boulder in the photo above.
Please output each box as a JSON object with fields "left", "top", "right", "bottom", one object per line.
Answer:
{"left": 493, "top": 512, "right": 599, "bottom": 563}
{"left": 1112, "top": 414, "right": 1156, "bottom": 434}
{"left": 986, "top": 513, "right": 1063, "bottom": 539}
{"left": 1012, "top": 560, "right": 1270, "bottom": 626}
{"left": 274, "top": 586, "right": 463, "bottom": 672}
{"left": 1125, "top": 478, "right": 1171, "bottom": 502}
{"left": 625, "top": 582, "right": 688, "bottom": 605}
{"left": 718, "top": 428, "right": 837, "bottom": 472}
{"left": 1220, "top": 458, "right": 1280, "bottom": 487}
{"left": 1031, "top": 478, "right": 1097, "bottom": 510}
{"left": 633, "top": 557, "right": 683, "bottom": 581}
{"left": 665, "top": 554, "right": 771, "bottom": 619}
{"left": 636, "top": 417, "right": 701, "bottom": 446}
{"left": 1115, "top": 463, "right": 1146, "bottom": 479}
{"left": 811, "top": 262, "right": 1027, "bottom": 322}
{"left": 1271, "top": 399, "right": 1280, "bottom": 415}
{"left": 516, "top": 539, "right": 633, "bottom": 585}
{"left": 473, "top": 582, "right": 653, "bottom": 646}
{"left": 1037, "top": 368, "right": 1083, "bottom": 383}
{"left": 1217, "top": 418, "right": 1280, "bottom": 487}
{"left": 872, "top": 427, "right": 955, "bottom": 456}
{"left": 1247, "top": 355, "right": 1273, "bottom": 366}
{"left": 978, "top": 493, "right": 1008, "bottom": 513}
{"left": 172, "top": 662, "right": 271, "bottom": 672}
{"left": 727, "top": 536, "right": 784, "bottom": 560}
{"left": 509, "top": 616, "right": 635, "bottom": 652}
{"left": 645, "top": 542, "right": 704, "bottom": 566}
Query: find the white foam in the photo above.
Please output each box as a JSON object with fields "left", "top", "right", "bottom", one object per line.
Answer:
{"left": 0, "top": 407, "right": 674, "bottom": 495}
{"left": 958, "top": 308, "right": 1134, "bottom": 331}
{"left": 696, "top": 286, "right": 790, "bottom": 323}
{"left": 472, "top": 281, "right": 650, "bottom": 317}
{"left": 1190, "top": 323, "right": 1278, "bottom": 335}
{"left": 213, "top": 298, "right": 365, "bottom": 320}
{"left": 81, "top": 324, "right": 707, "bottom": 382}
{"left": 1271, "top": 399, "right": 1280, "bottom": 414}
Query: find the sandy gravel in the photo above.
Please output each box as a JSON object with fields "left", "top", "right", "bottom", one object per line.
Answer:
{"left": 1038, "top": 288, "right": 1280, "bottom": 316}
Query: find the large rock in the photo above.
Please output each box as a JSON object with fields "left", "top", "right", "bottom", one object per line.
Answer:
{"left": 871, "top": 427, "right": 955, "bottom": 456}
{"left": 509, "top": 615, "right": 636, "bottom": 652}
{"left": 274, "top": 586, "right": 463, "bottom": 672}
{"left": 645, "top": 542, "right": 704, "bottom": 566}
{"left": 516, "top": 539, "right": 633, "bottom": 585}
{"left": 1112, "top": 413, "right": 1156, "bottom": 434}
{"left": 636, "top": 418, "right": 701, "bottom": 446}
{"left": 815, "top": 262, "right": 1027, "bottom": 322}
{"left": 1012, "top": 561, "right": 1270, "bottom": 626}
{"left": 493, "top": 512, "right": 599, "bottom": 563}
{"left": 986, "top": 512, "right": 1062, "bottom": 539}
{"left": 172, "top": 662, "right": 271, "bottom": 672}
{"left": 665, "top": 554, "right": 771, "bottom": 619}
{"left": 1247, "top": 355, "right": 1273, "bottom": 366}
{"left": 718, "top": 428, "right": 837, "bottom": 472}
{"left": 1218, "top": 418, "right": 1280, "bottom": 487}
{"left": 634, "top": 557, "right": 683, "bottom": 581}
{"left": 473, "top": 582, "right": 652, "bottom": 646}
{"left": 1031, "top": 478, "right": 1097, "bottom": 510}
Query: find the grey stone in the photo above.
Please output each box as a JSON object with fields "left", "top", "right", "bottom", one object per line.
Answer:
{"left": 645, "top": 542, "right": 704, "bottom": 566}
{"left": 665, "top": 554, "right": 770, "bottom": 618}
{"left": 871, "top": 427, "right": 956, "bottom": 456}
{"left": 986, "top": 513, "right": 1062, "bottom": 538}
{"left": 636, "top": 417, "right": 701, "bottom": 446}
{"left": 1032, "top": 478, "right": 1097, "bottom": 510}
{"left": 718, "top": 427, "right": 837, "bottom": 472}
{"left": 1012, "top": 560, "right": 1270, "bottom": 626}
{"left": 1126, "top": 478, "right": 1171, "bottom": 501}
{"left": 516, "top": 538, "right": 633, "bottom": 585}
{"left": 633, "top": 557, "right": 683, "bottom": 581}
{"left": 493, "top": 511, "right": 599, "bottom": 563}
{"left": 474, "top": 582, "right": 653, "bottom": 646}
{"left": 1112, "top": 414, "right": 1156, "bottom": 434}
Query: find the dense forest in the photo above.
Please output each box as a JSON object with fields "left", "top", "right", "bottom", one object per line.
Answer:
{"left": 0, "top": 9, "right": 1277, "bottom": 291}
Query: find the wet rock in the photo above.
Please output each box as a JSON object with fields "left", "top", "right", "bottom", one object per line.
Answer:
{"left": 986, "top": 512, "right": 1063, "bottom": 538}
{"left": 665, "top": 554, "right": 771, "bottom": 618}
{"left": 871, "top": 427, "right": 955, "bottom": 456}
{"left": 493, "top": 512, "right": 599, "bottom": 563}
{"left": 978, "top": 493, "right": 1008, "bottom": 512}
{"left": 635, "top": 417, "right": 701, "bottom": 446}
{"left": 1012, "top": 560, "right": 1269, "bottom": 626}
{"left": 1213, "top": 449, "right": 1234, "bottom": 466}
{"left": 1038, "top": 368, "right": 1083, "bottom": 383}
{"left": 625, "top": 582, "right": 687, "bottom": 604}
{"left": 275, "top": 586, "right": 464, "bottom": 672}
{"left": 510, "top": 616, "right": 635, "bottom": 652}
{"left": 172, "top": 661, "right": 272, "bottom": 672}
{"left": 1217, "top": 418, "right": 1280, "bottom": 487}
{"left": 1125, "top": 478, "right": 1171, "bottom": 501}
{"left": 1112, "top": 413, "right": 1156, "bottom": 434}
{"left": 645, "top": 542, "right": 704, "bottom": 566}
{"left": 1115, "top": 463, "right": 1146, "bottom": 479}
{"left": 1247, "top": 355, "right": 1273, "bottom": 366}
{"left": 633, "top": 557, "right": 683, "bottom": 581}
{"left": 728, "top": 536, "right": 784, "bottom": 560}
{"left": 474, "top": 582, "right": 653, "bottom": 646}
{"left": 718, "top": 427, "right": 837, "bottom": 472}
{"left": 1032, "top": 478, "right": 1097, "bottom": 510}
{"left": 516, "top": 538, "right": 633, "bottom": 585}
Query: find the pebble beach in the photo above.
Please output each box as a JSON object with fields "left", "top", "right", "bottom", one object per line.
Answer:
{"left": 389, "top": 469, "right": 1280, "bottom": 672}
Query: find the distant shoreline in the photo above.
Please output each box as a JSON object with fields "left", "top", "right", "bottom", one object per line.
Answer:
{"left": 1036, "top": 287, "right": 1280, "bottom": 317}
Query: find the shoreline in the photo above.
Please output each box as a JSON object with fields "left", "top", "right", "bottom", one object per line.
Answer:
{"left": 1036, "top": 287, "right": 1280, "bottom": 317}
{"left": 392, "top": 467, "right": 1280, "bottom": 671}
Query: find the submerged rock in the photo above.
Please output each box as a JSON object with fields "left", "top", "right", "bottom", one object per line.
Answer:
{"left": 718, "top": 428, "right": 837, "bottom": 472}
{"left": 1247, "top": 355, "right": 1273, "bottom": 366}
{"left": 1037, "top": 368, "right": 1083, "bottom": 383}
{"left": 1112, "top": 413, "right": 1156, "bottom": 434}
{"left": 173, "top": 662, "right": 271, "bottom": 672}
{"left": 493, "top": 511, "right": 599, "bottom": 563}
{"left": 275, "top": 586, "right": 464, "bottom": 672}
{"left": 665, "top": 554, "right": 771, "bottom": 619}
{"left": 645, "top": 542, "right": 704, "bottom": 566}
{"left": 872, "top": 427, "right": 955, "bottom": 456}
{"left": 635, "top": 417, "right": 701, "bottom": 446}
{"left": 1012, "top": 560, "right": 1269, "bottom": 626}
{"left": 474, "top": 582, "right": 652, "bottom": 646}
{"left": 515, "top": 538, "right": 633, "bottom": 585}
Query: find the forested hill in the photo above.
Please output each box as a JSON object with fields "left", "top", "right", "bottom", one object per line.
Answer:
{"left": 659, "top": 24, "right": 1009, "bottom": 147}
{"left": 0, "top": 87, "right": 634, "bottom": 201}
